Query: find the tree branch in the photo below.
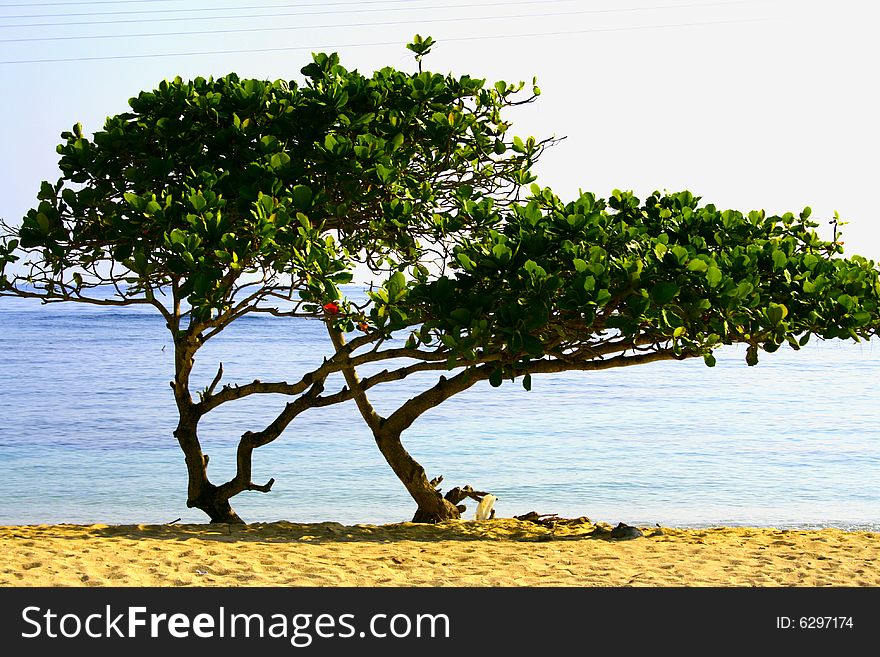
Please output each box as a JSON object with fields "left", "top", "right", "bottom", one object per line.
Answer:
{"left": 383, "top": 364, "right": 494, "bottom": 435}
{"left": 0, "top": 284, "right": 156, "bottom": 307}
{"left": 327, "top": 325, "right": 384, "bottom": 434}
{"left": 215, "top": 378, "right": 327, "bottom": 501}
{"left": 205, "top": 363, "right": 223, "bottom": 397}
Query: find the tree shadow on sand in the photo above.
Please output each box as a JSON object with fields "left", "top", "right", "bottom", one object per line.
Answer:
{"left": 16, "top": 516, "right": 660, "bottom": 545}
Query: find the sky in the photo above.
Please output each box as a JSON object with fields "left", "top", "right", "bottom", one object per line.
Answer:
{"left": 1, "top": 0, "right": 878, "bottom": 260}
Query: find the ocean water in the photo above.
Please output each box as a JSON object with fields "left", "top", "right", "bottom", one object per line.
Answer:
{"left": 1, "top": 292, "right": 878, "bottom": 530}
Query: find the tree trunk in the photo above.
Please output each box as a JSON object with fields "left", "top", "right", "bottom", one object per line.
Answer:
{"left": 186, "top": 482, "right": 245, "bottom": 524}
{"left": 375, "top": 430, "right": 461, "bottom": 523}
{"left": 174, "top": 418, "right": 245, "bottom": 524}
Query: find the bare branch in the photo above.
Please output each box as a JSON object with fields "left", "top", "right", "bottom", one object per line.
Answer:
{"left": 247, "top": 478, "right": 275, "bottom": 493}
{"left": 327, "top": 326, "right": 384, "bottom": 433}
{"left": 215, "top": 378, "right": 327, "bottom": 501}
{"left": 206, "top": 363, "right": 224, "bottom": 397}
{"left": 1, "top": 283, "right": 156, "bottom": 308}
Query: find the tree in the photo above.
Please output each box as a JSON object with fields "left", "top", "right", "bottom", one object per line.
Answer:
{"left": 4, "top": 41, "right": 878, "bottom": 527}
{"left": 0, "top": 44, "right": 548, "bottom": 523}
{"left": 317, "top": 186, "right": 880, "bottom": 522}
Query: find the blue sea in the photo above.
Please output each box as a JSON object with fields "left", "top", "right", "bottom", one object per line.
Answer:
{"left": 1, "top": 290, "right": 878, "bottom": 530}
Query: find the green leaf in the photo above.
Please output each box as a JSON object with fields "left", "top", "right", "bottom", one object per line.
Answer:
{"left": 671, "top": 245, "right": 688, "bottom": 265}
{"left": 573, "top": 258, "right": 587, "bottom": 273}
{"left": 706, "top": 266, "right": 723, "bottom": 287}
{"left": 852, "top": 311, "right": 872, "bottom": 326}
{"left": 260, "top": 135, "right": 279, "bottom": 152}
{"left": 123, "top": 192, "right": 145, "bottom": 211}
{"left": 522, "top": 372, "right": 532, "bottom": 391}
{"left": 522, "top": 259, "right": 543, "bottom": 276}
{"left": 687, "top": 259, "right": 708, "bottom": 272}
{"left": 703, "top": 353, "right": 717, "bottom": 367}
{"left": 489, "top": 368, "right": 503, "bottom": 388}
{"left": 771, "top": 249, "right": 787, "bottom": 270}
{"left": 650, "top": 282, "right": 680, "bottom": 305}
{"left": 133, "top": 250, "right": 148, "bottom": 274}
{"left": 736, "top": 280, "right": 754, "bottom": 298}
{"left": 492, "top": 243, "right": 512, "bottom": 263}
{"left": 270, "top": 152, "right": 291, "bottom": 169}
{"left": 189, "top": 194, "right": 207, "bottom": 212}
{"left": 745, "top": 344, "right": 759, "bottom": 367}
{"left": 456, "top": 252, "right": 474, "bottom": 270}
{"left": 766, "top": 303, "right": 788, "bottom": 325}
{"left": 292, "top": 185, "right": 313, "bottom": 210}
{"left": 167, "top": 228, "right": 187, "bottom": 245}
{"left": 837, "top": 294, "right": 854, "bottom": 312}
{"left": 387, "top": 270, "right": 406, "bottom": 298}
{"left": 375, "top": 163, "right": 393, "bottom": 183}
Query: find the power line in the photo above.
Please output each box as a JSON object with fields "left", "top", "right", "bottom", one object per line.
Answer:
{"left": 0, "top": 17, "right": 775, "bottom": 65}
{"left": 2, "top": 0, "right": 489, "bottom": 19}
{"left": 0, "top": 5, "right": 729, "bottom": 43}
{"left": 2, "top": 0, "right": 571, "bottom": 28}
{"left": 0, "top": 0, "right": 173, "bottom": 6}
{"left": 0, "top": 0, "right": 766, "bottom": 29}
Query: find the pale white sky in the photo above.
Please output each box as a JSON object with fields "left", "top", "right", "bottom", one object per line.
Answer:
{"left": 2, "top": 0, "right": 878, "bottom": 259}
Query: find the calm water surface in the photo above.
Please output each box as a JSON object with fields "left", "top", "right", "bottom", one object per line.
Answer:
{"left": 1, "top": 292, "right": 878, "bottom": 530}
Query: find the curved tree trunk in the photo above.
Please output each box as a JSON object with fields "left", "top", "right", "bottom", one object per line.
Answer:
{"left": 326, "top": 327, "right": 470, "bottom": 523}
{"left": 170, "top": 333, "right": 246, "bottom": 524}
{"left": 174, "top": 417, "right": 245, "bottom": 524}
{"left": 375, "top": 429, "right": 461, "bottom": 523}
{"left": 186, "top": 482, "right": 245, "bottom": 524}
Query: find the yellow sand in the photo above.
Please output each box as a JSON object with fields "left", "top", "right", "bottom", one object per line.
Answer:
{"left": 1, "top": 519, "right": 877, "bottom": 587}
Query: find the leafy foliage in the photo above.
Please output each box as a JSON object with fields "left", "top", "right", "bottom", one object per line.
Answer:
{"left": 3, "top": 39, "right": 879, "bottom": 524}
{"left": 368, "top": 187, "right": 880, "bottom": 385}
{"left": 0, "top": 41, "right": 548, "bottom": 523}
{"left": 5, "top": 50, "right": 543, "bottom": 322}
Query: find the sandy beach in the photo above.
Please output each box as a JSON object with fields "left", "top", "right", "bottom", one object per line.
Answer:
{"left": 2, "top": 517, "right": 877, "bottom": 587}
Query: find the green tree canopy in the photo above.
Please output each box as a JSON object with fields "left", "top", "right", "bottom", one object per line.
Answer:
{"left": 3, "top": 41, "right": 878, "bottom": 526}
{"left": 401, "top": 187, "right": 879, "bottom": 371}
{"left": 0, "top": 43, "right": 546, "bottom": 523}
{"left": 321, "top": 186, "right": 880, "bottom": 521}
{"left": 5, "top": 50, "right": 543, "bottom": 318}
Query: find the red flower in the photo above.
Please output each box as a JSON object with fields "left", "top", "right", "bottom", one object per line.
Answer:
{"left": 322, "top": 302, "right": 340, "bottom": 315}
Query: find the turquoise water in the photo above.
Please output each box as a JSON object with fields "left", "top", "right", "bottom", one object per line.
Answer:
{"left": 1, "top": 292, "right": 878, "bottom": 530}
